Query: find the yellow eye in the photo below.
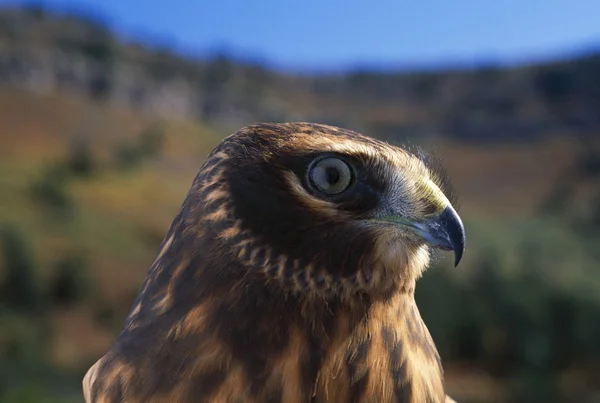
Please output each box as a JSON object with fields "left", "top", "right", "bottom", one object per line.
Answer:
{"left": 308, "top": 157, "right": 353, "bottom": 195}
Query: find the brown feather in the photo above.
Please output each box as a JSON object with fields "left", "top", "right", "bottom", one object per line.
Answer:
{"left": 83, "top": 123, "right": 461, "bottom": 403}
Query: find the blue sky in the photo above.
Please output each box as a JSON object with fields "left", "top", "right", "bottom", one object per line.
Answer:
{"left": 6, "top": 0, "right": 600, "bottom": 70}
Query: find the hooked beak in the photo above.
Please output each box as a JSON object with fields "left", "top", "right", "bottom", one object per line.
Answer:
{"left": 369, "top": 204, "right": 466, "bottom": 266}
{"left": 411, "top": 206, "right": 466, "bottom": 267}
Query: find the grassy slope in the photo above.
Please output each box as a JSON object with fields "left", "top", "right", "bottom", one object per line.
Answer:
{"left": 0, "top": 88, "right": 592, "bottom": 402}
{"left": 0, "top": 88, "right": 221, "bottom": 368}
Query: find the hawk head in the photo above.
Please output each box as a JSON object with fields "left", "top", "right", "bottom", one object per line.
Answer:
{"left": 184, "top": 122, "right": 465, "bottom": 301}
{"left": 83, "top": 122, "right": 466, "bottom": 403}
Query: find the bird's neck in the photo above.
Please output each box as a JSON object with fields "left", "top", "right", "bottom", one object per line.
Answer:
{"left": 130, "top": 225, "right": 446, "bottom": 401}
{"left": 305, "top": 290, "right": 446, "bottom": 403}
{"left": 213, "top": 278, "right": 446, "bottom": 403}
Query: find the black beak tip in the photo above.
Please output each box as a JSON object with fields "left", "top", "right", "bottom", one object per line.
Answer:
{"left": 440, "top": 206, "right": 466, "bottom": 268}
{"left": 454, "top": 248, "right": 463, "bottom": 267}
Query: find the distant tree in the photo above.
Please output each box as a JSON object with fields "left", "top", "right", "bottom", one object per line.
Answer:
{"left": 146, "top": 49, "right": 178, "bottom": 82}
{"left": 78, "top": 31, "right": 114, "bottom": 65}
{"left": 576, "top": 141, "right": 600, "bottom": 179}
{"left": 538, "top": 178, "right": 575, "bottom": 216}
{"left": 407, "top": 73, "right": 438, "bottom": 101}
{"left": 66, "top": 137, "right": 96, "bottom": 177}
{"left": 202, "top": 54, "right": 233, "bottom": 93}
{"left": 576, "top": 54, "right": 600, "bottom": 106}
{"left": 534, "top": 68, "right": 574, "bottom": 105}
{"left": 587, "top": 193, "right": 600, "bottom": 233}
{"left": 29, "top": 164, "right": 73, "bottom": 214}
{"left": 93, "top": 302, "right": 117, "bottom": 329}
{"left": 113, "top": 125, "right": 164, "bottom": 171}
{"left": 344, "top": 69, "right": 376, "bottom": 89}
{"left": 77, "top": 25, "right": 115, "bottom": 101}
{"left": 88, "top": 74, "right": 112, "bottom": 100}
{"left": 199, "top": 54, "right": 235, "bottom": 120}
{"left": 473, "top": 62, "right": 503, "bottom": 82}
{"left": 114, "top": 142, "right": 143, "bottom": 171}
{"left": 0, "top": 225, "right": 43, "bottom": 314}
{"left": 48, "top": 252, "right": 91, "bottom": 307}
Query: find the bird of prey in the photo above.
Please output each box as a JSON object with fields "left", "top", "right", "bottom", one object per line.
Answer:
{"left": 83, "top": 122, "right": 465, "bottom": 403}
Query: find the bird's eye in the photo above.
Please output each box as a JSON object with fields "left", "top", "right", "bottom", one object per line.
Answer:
{"left": 308, "top": 157, "right": 353, "bottom": 195}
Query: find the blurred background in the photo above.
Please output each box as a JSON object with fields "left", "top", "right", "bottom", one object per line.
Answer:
{"left": 0, "top": 0, "right": 599, "bottom": 402}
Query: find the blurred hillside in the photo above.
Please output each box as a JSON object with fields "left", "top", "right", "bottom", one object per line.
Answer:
{"left": 2, "top": 5, "right": 600, "bottom": 141}
{"left": 0, "top": 4, "right": 599, "bottom": 403}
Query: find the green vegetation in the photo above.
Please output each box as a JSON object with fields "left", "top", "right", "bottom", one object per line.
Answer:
{"left": 66, "top": 138, "right": 97, "bottom": 178}
{"left": 0, "top": 225, "right": 44, "bottom": 313}
{"left": 114, "top": 125, "right": 165, "bottom": 172}
{"left": 0, "top": 225, "right": 75, "bottom": 403}
{"left": 49, "top": 252, "right": 91, "bottom": 307}
{"left": 418, "top": 218, "right": 600, "bottom": 402}
{"left": 0, "top": 119, "right": 174, "bottom": 402}
{"left": 30, "top": 164, "right": 74, "bottom": 215}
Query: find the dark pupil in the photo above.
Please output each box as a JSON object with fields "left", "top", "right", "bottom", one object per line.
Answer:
{"left": 325, "top": 166, "right": 340, "bottom": 185}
